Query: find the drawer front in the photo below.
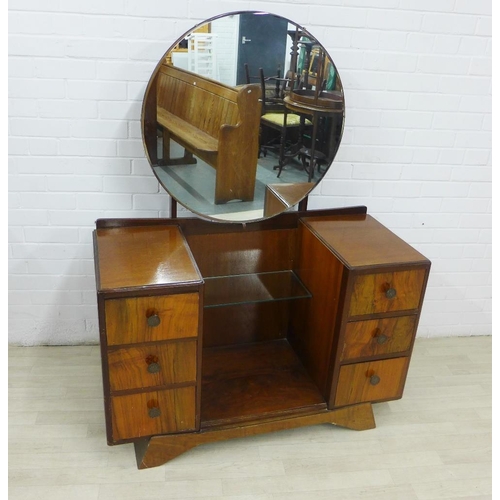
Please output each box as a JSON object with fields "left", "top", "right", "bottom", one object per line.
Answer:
{"left": 108, "top": 340, "right": 197, "bottom": 392}
{"left": 348, "top": 268, "right": 426, "bottom": 317}
{"left": 105, "top": 293, "right": 199, "bottom": 346}
{"left": 334, "top": 357, "right": 409, "bottom": 407}
{"left": 340, "top": 316, "right": 417, "bottom": 362}
{"left": 111, "top": 386, "right": 196, "bottom": 442}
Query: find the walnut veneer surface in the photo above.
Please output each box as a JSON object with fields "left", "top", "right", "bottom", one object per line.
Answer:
{"left": 95, "top": 225, "right": 201, "bottom": 290}
{"left": 301, "top": 214, "right": 427, "bottom": 268}
{"left": 93, "top": 208, "right": 431, "bottom": 468}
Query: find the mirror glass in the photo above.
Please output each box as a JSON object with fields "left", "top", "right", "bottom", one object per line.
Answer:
{"left": 141, "top": 11, "right": 345, "bottom": 222}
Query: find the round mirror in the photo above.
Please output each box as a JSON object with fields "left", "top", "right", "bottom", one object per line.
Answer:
{"left": 141, "top": 11, "right": 345, "bottom": 222}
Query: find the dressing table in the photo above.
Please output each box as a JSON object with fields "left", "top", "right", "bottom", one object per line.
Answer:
{"left": 93, "top": 11, "right": 430, "bottom": 469}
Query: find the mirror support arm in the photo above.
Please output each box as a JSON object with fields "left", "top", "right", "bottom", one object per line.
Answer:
{"left": 298, "top": 197, "right": 308, "bottom": 212}
{"left": 170, "top": 197, "right": 177, "bottom": 218}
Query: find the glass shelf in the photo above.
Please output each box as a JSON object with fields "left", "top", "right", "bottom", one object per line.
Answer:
{"left": 203, "top": 270, "right": 311, "bottom": 308}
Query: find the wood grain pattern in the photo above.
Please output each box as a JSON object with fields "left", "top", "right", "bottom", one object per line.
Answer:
{"left": 111, "top": 386, "right": 196, "bottom": 442}
{"left": 334, "top": 357, "right": 409, "bottom": 407}
{"left": 264, "top": 183, "right": 313, "bottom": 217}
{"left": 186, "top": 229, "right": 297, "bottom": 278}
{"left": 157, "top": 64, "right": 241, "bottom": 137}
{"left": 95, "top": 225, "right": 202, "bottom": 291}
{"left": 90, "top": 208, "right": 431, "bottom": 467}
{"left": 289, "top": 221, "right": 345, "bottom": 398}
{"left": 201, "top": 340, "right": 326, "bottom": 427}
{"left": 302, "top": 215, "right": 429, "bottom": 269}
{"left": 135, "top": 403, "right": 375, "bottom": 469}
{"left": 340, "top": 315, "right": 417, "bottom": 362}
{"left": 107, "top": 340, "right": 197, "bottom": 392}
{"left": 157, "top": 108, "right": 219, "bottom": 153}
{"left": 156, "top": 63, "right": 262, "bottom": 204}
{"left": 203, "top": 300, "right": 290, "bottom": 348}
{"left": 216, "top": 80, "right": 262, "bottom": 204}
{"left": 348, "top": 269, "right": 426, "bottom": 317}
{"left": 105, "top": 293, "right": 199, "bottom": 346}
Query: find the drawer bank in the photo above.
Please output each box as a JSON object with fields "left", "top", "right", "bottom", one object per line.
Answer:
{"left": 93, "top": 210, "right": 430, "bottom": 468}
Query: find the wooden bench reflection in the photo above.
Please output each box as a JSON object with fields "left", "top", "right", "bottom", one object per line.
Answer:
{"left": 156, "top": 64, "right": 261, "bottom": 204}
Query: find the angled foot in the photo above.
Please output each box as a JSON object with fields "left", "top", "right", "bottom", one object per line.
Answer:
{"left": 329, "top": 403, "right": 376, "bottom": 431}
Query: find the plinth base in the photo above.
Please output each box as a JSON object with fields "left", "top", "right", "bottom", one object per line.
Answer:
{"left": 134, "top": 402, "right": 375, "bottom": 469}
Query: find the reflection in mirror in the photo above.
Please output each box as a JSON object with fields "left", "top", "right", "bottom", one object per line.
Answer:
{"left": 141, "top": 11, "right": 345, "bottom": 222}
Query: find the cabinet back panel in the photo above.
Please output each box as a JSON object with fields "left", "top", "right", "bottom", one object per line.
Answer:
{"left": 203, "top": 301, "right": 290, "bottom": 348}
{"left": 186, "top": 229, "right": 297, "bottom": 278}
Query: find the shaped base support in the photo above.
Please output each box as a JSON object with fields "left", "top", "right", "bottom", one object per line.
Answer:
{"left": 134, "top": 403, "right": 375, "bottom": 469}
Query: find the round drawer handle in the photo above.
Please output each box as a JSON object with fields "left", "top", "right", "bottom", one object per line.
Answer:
{"left": 373, "top": 328, "right": 388, "bottom": 345}
{"left": 147, "top": 314, "right": 161, "bottom": 327}
{"left": 370, "top": 374, "right": 381, "bottom": 386}
{"left": 147, "top": 398, "right": 160, "bottom": 418}
{"left": 147, "top": 362, "right": 161, "bottom": 374}
{"left": 385, "top": 287, "right": 397, "bottom": 299}
{"left": 148, "top": 407, "right": 161, "bottom": 418}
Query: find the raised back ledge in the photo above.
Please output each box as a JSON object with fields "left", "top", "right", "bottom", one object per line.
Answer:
{"left": 94, "top": 206, "right": 368, "bottom": 233}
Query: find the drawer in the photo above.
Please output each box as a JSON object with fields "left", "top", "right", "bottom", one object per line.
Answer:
{"left": 334, "top": 357, "right": 409, "bottom": 407}
{"left": 340, "top": 316, "right": 417, "bottom": 362}
{"left": 110, "top": 386, "right": 196, "bottom": 442}
{"left": 108, "top": 340, "right": 197, "bottom": 392}
{"left": 105, "top": 293, "right": 199, "bottom": 346}
{"left": 348, "top": 268, "right": 426, "bottom": 318}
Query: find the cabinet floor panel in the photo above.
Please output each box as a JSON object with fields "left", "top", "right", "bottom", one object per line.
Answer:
{"left": 201, "top": 339, "right": 327, "bottom": 428}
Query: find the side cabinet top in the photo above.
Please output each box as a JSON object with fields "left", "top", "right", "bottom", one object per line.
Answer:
{"left": 300, "top": 214, "right": 430, "bottom": 270}
{"left": 94, "top": 225, "right": 202, "bottom": 292}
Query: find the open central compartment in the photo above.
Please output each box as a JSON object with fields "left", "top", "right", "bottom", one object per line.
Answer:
{"left": 201, "top": 339, "right": 326, "bottom": 428}
{"left": 184, "top": 222, "right": 337, "bottom": 429}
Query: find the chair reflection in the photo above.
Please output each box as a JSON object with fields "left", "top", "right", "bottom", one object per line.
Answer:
{"left": 256, "top": 67, "right": 312, "bottom": 174}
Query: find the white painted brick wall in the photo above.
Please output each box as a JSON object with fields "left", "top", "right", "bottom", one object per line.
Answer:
{"left": 8, "top": 0, "right": 492, "bottom": 345}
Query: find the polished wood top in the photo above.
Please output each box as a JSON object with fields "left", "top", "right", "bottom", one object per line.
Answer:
{"left": 95, "top": 225, "right": 202, "bottom": 291}
{"left": 301, "top": 214, "right": 429, "bottom": 269}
